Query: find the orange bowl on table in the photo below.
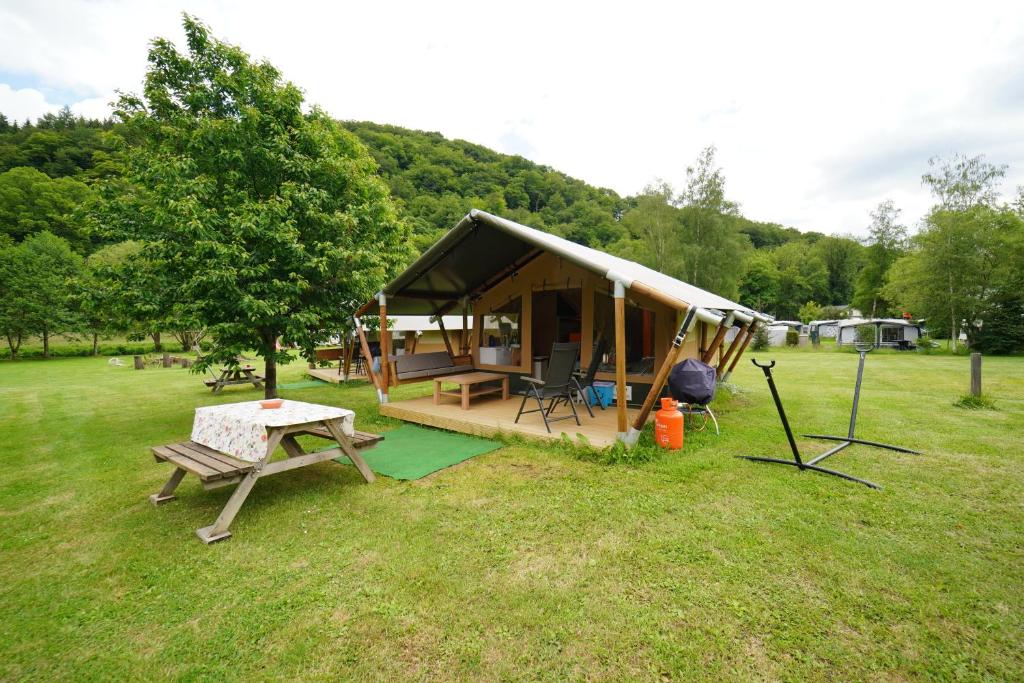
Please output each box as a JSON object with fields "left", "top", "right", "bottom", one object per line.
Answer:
{"left": 260, "top": 399, "right": 284, "bottom": 409}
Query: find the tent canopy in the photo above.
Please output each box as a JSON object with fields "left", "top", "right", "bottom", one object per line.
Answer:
{"left": 361, "top": 210, "right": 764, "bottom": 322}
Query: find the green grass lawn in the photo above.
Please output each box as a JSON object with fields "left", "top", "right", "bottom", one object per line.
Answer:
{"left": 1, "top": 348, "right": 1022, "bottom": 680}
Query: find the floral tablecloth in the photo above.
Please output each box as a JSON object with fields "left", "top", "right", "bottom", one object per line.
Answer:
{"left": 191, "top": 400, "right": 356, "bottom": 462}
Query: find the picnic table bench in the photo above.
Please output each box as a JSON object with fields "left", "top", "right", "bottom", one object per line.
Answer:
{"left": 204, "top": 364, "right": 264, "bottom": 393}
{"left": 150, "top": 400, "right": 381, "bottom": 544}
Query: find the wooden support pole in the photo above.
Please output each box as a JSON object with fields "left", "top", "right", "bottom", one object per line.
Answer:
{"left": 614, "top": 281, "right": 628, "bottom": 437}
{"left": 379, "top": 296, "right": 390, "bottom": 400}
{"left": 354, "top": 318, "right": 379, "bottom": 390}
{"left": 404, "top": 331, "right": 416, "bottom": 356}
{"left": 970, "top": 352, "right": 982, "bottom": 397}
{"left": 701, "top": 314, "right": 733, "bottom": 365}
{"left": 699, "top": 322, "right": 707, "bottom": 356}
{"left": 437, "top": 315, "right": 455, "bottom": 358}
{"left": 462, "top": 304, "right": 469, "bottom": 355}
{"left": 631, "top": 307, "right": 698, "bottom": 434}
{"left": 721, "top": 322, "right": 758, "bottom": 381}
{"left": 718, "top": 322, "right": 750, "bottom": 370}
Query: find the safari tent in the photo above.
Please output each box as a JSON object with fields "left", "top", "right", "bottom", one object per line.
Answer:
{"left": 353, "top": 210, "right": 769, "bottom": 446}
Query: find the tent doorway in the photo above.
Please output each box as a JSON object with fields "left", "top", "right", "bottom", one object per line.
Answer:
{"left": 531, "top": 288, "right": 582, "bottom": 376}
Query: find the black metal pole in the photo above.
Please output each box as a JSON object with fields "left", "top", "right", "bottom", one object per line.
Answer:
{"left": 751, "top": 359, "right": 802, "bottom": 467}
{"left": 847, "top": 347, "right": 868, "bottom": 438}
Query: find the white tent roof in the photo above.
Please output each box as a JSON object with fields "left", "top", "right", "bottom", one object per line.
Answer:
{"left": 837, "top": 318, "right": 920, "bottom": 328}
{"left": 370, "top": 210, "right": 767, "bottom": 326}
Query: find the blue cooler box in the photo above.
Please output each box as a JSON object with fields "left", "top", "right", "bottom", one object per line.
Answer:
{"left": 587, "top": 381, "right": 615, "bottom": 408}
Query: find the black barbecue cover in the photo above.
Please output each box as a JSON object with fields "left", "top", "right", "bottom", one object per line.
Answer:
{"left": 668, "top": 358, "right": 717, "bottom": 405}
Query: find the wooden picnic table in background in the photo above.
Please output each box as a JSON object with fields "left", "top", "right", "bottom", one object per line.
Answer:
{"left": 204, "top": 364, "right": 264, "bottom": 393}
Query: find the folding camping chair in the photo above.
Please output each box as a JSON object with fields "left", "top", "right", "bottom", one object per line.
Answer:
{"left": 514, "top": 342, "right": 590, "bottom": 432}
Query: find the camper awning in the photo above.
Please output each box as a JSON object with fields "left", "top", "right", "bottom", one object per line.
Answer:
{"left": 360, "top": 210, "right": 765, "bottom": 323}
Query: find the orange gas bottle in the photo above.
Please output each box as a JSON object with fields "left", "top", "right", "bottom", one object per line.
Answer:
{"left": 655, "top": 397, "right": 684, "bottom": 449}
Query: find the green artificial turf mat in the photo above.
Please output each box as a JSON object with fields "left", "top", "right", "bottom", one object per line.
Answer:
{"left": 333, "top": 424, "right": 501, "bottom": 480}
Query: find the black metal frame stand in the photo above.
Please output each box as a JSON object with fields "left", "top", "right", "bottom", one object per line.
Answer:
{"left": 738, "top": 348, "right": 920, "bottom": 489}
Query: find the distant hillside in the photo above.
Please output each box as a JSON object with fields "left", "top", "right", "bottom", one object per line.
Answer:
{"left": 340, "top": 121, "right": 628, "bottom": 252}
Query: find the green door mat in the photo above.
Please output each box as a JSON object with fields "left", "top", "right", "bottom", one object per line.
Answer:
{"left": 332, "top": 424, "right": 501, "bottom": 480}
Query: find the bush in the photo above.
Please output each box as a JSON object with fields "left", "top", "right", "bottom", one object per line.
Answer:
{"left": 785, "top": 328, "right": 799, "bottom": 346}
{"left": 750, "top": 325, "right": 771, "bottom": 351}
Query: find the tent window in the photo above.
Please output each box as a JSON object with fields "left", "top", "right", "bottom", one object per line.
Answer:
{"left": 881, "top": 326, "right": 902, "bottom": 343}
{"left": 593, "top": 292, "right": 656, "bottom": 376}
{"left": 479, "top": 296, "right": 522, "bottom": 366}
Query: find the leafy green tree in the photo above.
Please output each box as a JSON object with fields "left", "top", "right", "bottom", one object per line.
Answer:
{"left": 853, "top": 200, "right": 907, "bottom": 317}
{"left": 922, "top": 153, "right": 1007, "bottom": 212}
{"left": 0, "top": 232, "right": 82, "bottom": 358}
{"left": 884, "top": 206, "right": 1024, "bottom": 352}
{"left": 798, "top": 300, "right": 826, "bottom": 324}
{"left": 885, "top": 154, "right": 1018, "bottom": 351}
{"left": 73, "top": 241, "right": 141, "bottom": 355}
{"left": 0, "top": 166, "right": 94, "bottom": 250}
{"left": 738, "top": 250, "right": 780, "bottom": 312}
{"left": 812, "top": 235, "right": 864, "bottom": 305}
{"left": 675, "top": 146, "right": 750, "bottom": 298}
{"left": 95, "top": 16, "right": 409, "bottom": 396}
{"left": 613, "top": 182, "right": 684, "bottom": 276}
{"left": 771, "top": 241, "right": 828, "bottom": 319}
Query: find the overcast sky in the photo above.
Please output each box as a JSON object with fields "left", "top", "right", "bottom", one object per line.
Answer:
{"left": 2, "top": 0, "right": 1023, "bottom": 236}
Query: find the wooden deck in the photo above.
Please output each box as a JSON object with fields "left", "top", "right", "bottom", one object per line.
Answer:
{"left": 379, "top": 394, "right": 644, "bottom": 448}
{"left": 306, "top": 367, "right": 369, "bottom": 384}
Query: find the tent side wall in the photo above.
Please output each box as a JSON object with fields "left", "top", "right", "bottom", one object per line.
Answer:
{"left": 469, "top": 251, "right": 700, "bottom": 405}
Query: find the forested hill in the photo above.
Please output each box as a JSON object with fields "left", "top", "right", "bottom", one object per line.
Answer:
{"left": 1, "top": 111, "right": 866, "bottom": 320}
{"left": 340, "top": 121, "right": 628, "bottom": 252}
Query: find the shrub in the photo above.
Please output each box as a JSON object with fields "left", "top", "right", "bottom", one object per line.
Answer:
{"left": 750, "top": 325, "right": 771, "bottom": 350}
{"left": 785, "top": 328, "right": 799, "bottom": 346}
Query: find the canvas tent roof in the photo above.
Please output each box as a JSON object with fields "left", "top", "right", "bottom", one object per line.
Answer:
{"left": 361, "top": 210, "right": 765, "bottom": 323}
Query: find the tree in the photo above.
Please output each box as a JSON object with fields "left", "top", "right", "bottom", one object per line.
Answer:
{"left": 884, "top": 154, "right": 1019, "bottom": 351}
{"left": 738, "top": 250, "right": 780, "bottom": 313}
{"left": 73, "top": 241, "right": 140, "bottom": 355}
{"left": 811, "top": 235, "right": 864, "bottom": 305}
{"left": 852, "top": 200, "right": 907, "bottom": 317}
{"left": 798, "top": 300, "right": 826, "bottom": 324}
{"left": 771, "top": 241, "right": 828, "bottom": 320}
{"left": 921, "top": 153, "right": 1007, "bottom": 212}
{"left": 884, "top": 206, "right": 1024, "bottom": 352}
{"left": 0, "top": 232, "right": 82, "bottom": 358}
{"left": 675, "top": 146, "right": 749, "bottom": 299}
{"left": 0, "top": 166, "right": 94, "bottom": 250}
{"left": 95, "top": 16, "right": 410, "bottom": 397}
{"left": 613, "top": 182, "right": 683, "bottom": 276}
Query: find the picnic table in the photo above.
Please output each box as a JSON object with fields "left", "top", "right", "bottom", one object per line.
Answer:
{"left": 149, "top": 399, "right": 381, "bottom": 544}
{"left": 204, "top": 364, "right": 264, "bottom": 393}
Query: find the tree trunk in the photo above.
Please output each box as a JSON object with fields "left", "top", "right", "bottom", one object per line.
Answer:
{"left": 6, "top": 333, "right": 20, "bottom": 361}
{"left": 262, "top": 330, "right": 278, "bottom": 399}
{"left": 42, "top": 328, "right": 49, "bottom": 359}
{"left": 151, "top": 331, "right": 162, "bottom": 352}
{"left": 92, "top": 333, "right": 99, "bottom": 356}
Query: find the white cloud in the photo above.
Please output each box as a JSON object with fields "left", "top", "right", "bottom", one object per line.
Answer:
{"left": 2, "top": 0, "right": 1024, "bottom": 236}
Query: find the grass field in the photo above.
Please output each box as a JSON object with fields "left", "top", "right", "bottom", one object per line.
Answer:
{"left": 1, "top": 348, "right": 1022, "bottom": 680}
